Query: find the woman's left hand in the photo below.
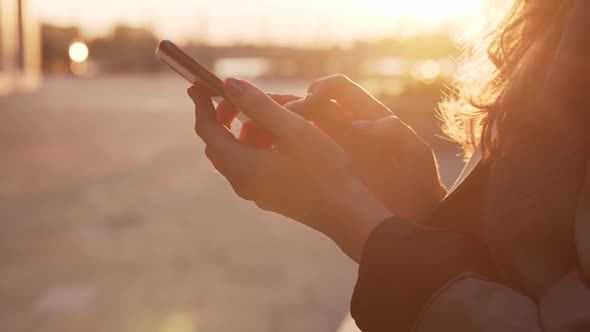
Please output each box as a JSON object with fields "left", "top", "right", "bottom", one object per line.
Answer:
{"left": 188, "top": 79, "right": 392, "bottom": 261}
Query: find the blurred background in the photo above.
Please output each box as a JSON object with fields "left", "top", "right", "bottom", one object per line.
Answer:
{"left": 1, "top": 1, "right": 509, "bottom": 331}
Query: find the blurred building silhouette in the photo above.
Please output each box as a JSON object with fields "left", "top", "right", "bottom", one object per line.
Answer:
{"left": 88, "top": 25, "right": 161, "bottom": 73}
{"left": 41, "top": 24, "right": 162, "bottom": 75}
{"left": 0, "top": 0, "right": 41, "bottom": 95}
{"left": 41, "top": 24, "right": 80, "bottom": 74}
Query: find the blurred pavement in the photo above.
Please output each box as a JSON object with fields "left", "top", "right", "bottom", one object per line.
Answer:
{"left": 0, "top": 76, "right": 463, "bottom": 332}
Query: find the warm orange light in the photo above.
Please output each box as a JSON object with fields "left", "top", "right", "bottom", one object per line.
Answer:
{"left": 412, "top": 60, "right": 441, "bottom": 84}
{"left": 69, "top": 42, "right": 89, "bottom": 63}
{"left": 369, "top": 0, "right": 487, "bottom": 28}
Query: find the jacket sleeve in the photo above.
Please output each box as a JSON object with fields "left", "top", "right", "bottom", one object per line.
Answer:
{"left": 350, "top": 217, "right": 543, "bottom": 332}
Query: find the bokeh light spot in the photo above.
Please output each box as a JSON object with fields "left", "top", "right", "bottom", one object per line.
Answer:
{"left": 412, "top": 60, "right": 441, "bottom": 84}
{"left": 69, "top": 42, "right": 89, "bottom": 63}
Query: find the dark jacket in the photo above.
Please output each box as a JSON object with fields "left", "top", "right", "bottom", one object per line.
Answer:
{"left": 351, "top": 2, "right": 590, "bottom": 331}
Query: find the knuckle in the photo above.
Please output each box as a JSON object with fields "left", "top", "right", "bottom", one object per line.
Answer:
{"left": 232, "top": 182, "right": 254, "bottom": 201}
{"left": 204, "top": 145, "right": 215, "bottom": 160}
{"left": 330, "top": 74, "right": 352, "bottom": 88}
{"left": 194, "top": 120, "right": 205, "bottom": 137}
{"left": 309, "top": 76, "right": 327, "bottom": 89}
{"left": 255, "top": 201, "right": 271, "bottom": 212}
{"left": 310, "top": 74, "right": 353, "bottom": 95}
{"left": 332, "top": 73, "right": 350, "bottom": 82}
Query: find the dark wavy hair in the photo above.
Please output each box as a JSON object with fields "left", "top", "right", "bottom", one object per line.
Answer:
{"left": 439, "top": 0, "right": 574, "bottom": 160}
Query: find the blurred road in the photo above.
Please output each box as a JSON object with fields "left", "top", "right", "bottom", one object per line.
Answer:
{"left": 0, "top": 76, "right": 463, "bottom": 332}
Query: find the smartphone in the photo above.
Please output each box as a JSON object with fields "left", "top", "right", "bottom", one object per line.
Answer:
{"left": 156, "top": 40, "right": 248, "bottom": 124}
{"left": 156, "top": 40, "right": 226, "bottom": 96}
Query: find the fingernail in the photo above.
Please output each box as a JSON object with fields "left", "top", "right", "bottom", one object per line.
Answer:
{"left": 352, "top": 120, "right": 373, "bottom": 129}
{"left": 225, "top": 78, "right": 246, "bottom": 97}
{"left": 304, "top": 92, "right": 321, "bottom": 108}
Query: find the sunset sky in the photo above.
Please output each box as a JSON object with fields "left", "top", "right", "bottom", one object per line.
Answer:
{"left": 32, "top": 0, "right": 509, "bottom": 45}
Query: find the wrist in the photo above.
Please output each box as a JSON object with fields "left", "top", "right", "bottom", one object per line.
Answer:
{"left": 326, "top": 179, "right": 394, "bottom": 263}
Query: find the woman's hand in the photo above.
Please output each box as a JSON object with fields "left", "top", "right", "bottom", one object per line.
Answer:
{"left": 188, "top": 79, "right": 392, "bottom": 262}
{"left": 287, "top": 75, "right": 447, "bottom": 223}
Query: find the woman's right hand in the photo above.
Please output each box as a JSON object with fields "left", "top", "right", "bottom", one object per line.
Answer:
{"left": 287, "top": 75, "right": 447, "bottom": 222}
{"left": 188, "top": 79, "right": 393, "bottom": 262}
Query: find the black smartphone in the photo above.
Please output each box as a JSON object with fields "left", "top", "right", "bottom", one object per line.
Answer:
{"left": 156, "top": 40, "right": 248, "bottom": 123}
{"left": 156, "top": 40, "right": 225, "bottom": 97}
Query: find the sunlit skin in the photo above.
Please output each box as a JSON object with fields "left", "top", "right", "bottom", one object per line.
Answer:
{"left": 189, "top": 75, "right": 446, "bottom": 261}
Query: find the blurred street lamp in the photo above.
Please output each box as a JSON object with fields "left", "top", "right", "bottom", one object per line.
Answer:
{"left": 68, "top": 41, "right": 89, "bottom": 75}
{"left": 69, "top": 41, "right": 89, "bottom": 63}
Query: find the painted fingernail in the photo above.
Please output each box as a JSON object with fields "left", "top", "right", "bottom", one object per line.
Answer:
{"left": 225, "top": 78, "right": 246, "bottom": 97}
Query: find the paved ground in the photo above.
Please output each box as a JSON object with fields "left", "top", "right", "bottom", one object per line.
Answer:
{"left": 0, "top": 77, "right": 463, "bottom": 332}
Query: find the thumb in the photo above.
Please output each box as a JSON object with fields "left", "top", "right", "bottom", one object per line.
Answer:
{"left": 223, "top": 78, "right": 352, "bottom": 180}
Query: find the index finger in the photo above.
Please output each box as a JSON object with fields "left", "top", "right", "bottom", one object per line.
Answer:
{"left": 222, "top": 78, "right": 309, "bottom": 142}
{"left": 285, "top": 97, "right": 353, "bottom": 141}
{"left": 308, "top": 74, "right": 390, "bottom": 119}
{"left": 222, "top": 78, "right": 352, "bottom": 177}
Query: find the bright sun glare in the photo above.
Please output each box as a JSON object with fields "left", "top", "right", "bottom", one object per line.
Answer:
{"left": 38, "top": 0, "right": 505, "bottom": 45}
{"left": 370, "top": 0, "right": 486, "bottom": 27}
{"left": 68, "top": 42, "right": 89, "bottom": 63}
